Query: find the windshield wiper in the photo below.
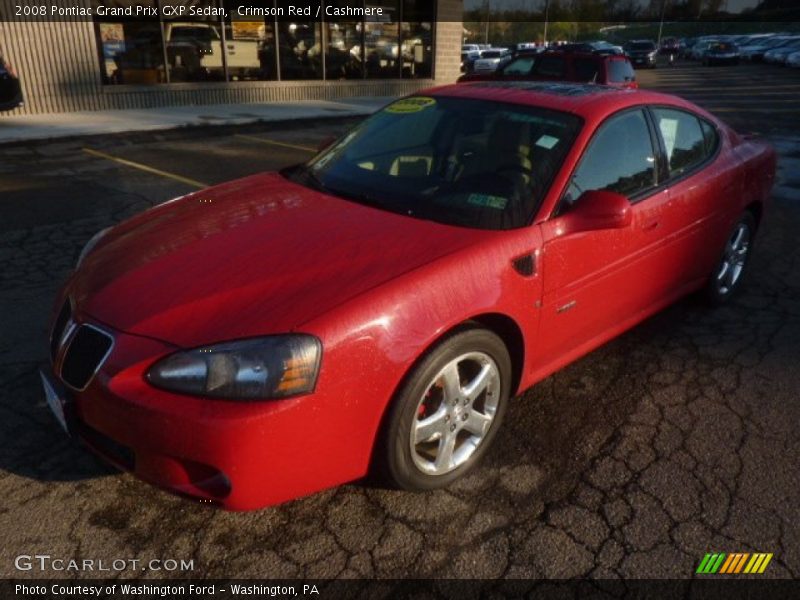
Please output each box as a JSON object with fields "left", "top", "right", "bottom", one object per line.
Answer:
{"left": 286, "top": 165, "right": 415, "bottom": 216}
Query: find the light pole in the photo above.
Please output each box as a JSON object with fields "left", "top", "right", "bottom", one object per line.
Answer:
{"left": 484, "top": 0, "right": 490, "bottom": 45}
{"left": 543, "top": 0, "right": 550, "bottom": 46}
{"left": 657, "top": 0, "right": 668, "bottom": 46}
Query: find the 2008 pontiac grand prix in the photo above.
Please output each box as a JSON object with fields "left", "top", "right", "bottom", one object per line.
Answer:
{"left": 42, "top": 82, "right": 775, "bottom": 510}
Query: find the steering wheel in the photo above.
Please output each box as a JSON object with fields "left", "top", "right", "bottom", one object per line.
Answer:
{"left": 494, "top": 163, "right": 539, "bottom": 196}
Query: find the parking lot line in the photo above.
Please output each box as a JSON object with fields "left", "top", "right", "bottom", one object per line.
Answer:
{"left": 82, "top": 147, "right": 207, "bottom": 189}
{"left": 234, "top": 134, "right": 316, "bottom": 153}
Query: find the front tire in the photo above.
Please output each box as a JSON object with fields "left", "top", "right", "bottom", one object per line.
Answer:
{"left": 379, "top": 327, "right": 512, "bottom": 491}
{"left": 705, "top": 211, "right": 756, "bottom": 306}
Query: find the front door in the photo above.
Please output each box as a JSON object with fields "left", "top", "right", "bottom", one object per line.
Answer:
{"left": 533, "top": 108, "right": 672, "bottom": 368}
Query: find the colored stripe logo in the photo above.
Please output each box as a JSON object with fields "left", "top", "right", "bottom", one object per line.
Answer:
{"left": 696, "top": 552, "right": 773, "bottom": 574}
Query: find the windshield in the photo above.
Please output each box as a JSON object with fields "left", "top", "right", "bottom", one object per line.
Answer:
{"left": 482, "top": 51, "right": 504, "bottom": 58}
{"left": 286, "top": 96, "right": 583, "bottom": 230}
{"left": 627, "top": 42, "right": 656, "bottom": 51}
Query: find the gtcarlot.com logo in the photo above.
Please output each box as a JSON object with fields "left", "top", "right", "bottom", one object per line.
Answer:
{"left": 696, "top": 552, "right": 773, "bottom": 575}
{"left": 15, "top": 554, "right": 195, "bottom": 572}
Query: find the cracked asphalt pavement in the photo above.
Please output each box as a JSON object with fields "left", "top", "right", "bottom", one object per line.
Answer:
{"left": 0, "top": 62, "right": 798, "bottom": 580}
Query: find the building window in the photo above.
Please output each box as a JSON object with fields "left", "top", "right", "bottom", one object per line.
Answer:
{"left": 163, "top": 2, "right": 226, "bottom": 83}
{"left": 324, "top": 20, "right": 363, "bottom": 80}
{"left": 92, "top": 0, "right": 433, "bottom": 85}
{"left": 222, "top": 0, "right": 278, "bottom": 81}
{"left": 278, "top": 17, "right": 323, "bottom": 80}
{"left": 401, "top": 0, "right": 434, "bottom": 79}
{"left": 365, "top": 1, "right": 400, "bottom": 78}
{"left": 94, "top": 1, "right": 164, "bottom": 85}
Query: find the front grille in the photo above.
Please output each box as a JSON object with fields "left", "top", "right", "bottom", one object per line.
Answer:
{"left": 61, "top": 325, "right": 113, "bottom": 390}
{"left": 50, "top": 300, "right": 71, "bottom": 362}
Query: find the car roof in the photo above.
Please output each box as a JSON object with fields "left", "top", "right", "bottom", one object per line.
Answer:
{"left": 539, "top": 50, "right": 626, "bottom": 61}
{"left": 421, "top": 81, "right": 691, "bottom": 119}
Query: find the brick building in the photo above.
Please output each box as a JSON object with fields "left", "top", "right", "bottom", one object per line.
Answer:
{"left": 0, "top": 0, "right": 462, "bottom": 115}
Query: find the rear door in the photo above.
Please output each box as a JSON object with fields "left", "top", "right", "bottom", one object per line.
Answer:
{"left": 648, "top": 106, "right": 733, "bottom": 284}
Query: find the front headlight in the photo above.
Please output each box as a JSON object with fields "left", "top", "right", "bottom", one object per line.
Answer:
{"left": 76, "top": 226, "right": 111, "bottom": 268}
{"left": 146, "top": 335, "right": 321, "bottom": 400}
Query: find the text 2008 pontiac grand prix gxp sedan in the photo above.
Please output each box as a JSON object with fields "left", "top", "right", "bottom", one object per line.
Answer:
{"left": 42, "top": 82, "right": 775, "bottom": 510}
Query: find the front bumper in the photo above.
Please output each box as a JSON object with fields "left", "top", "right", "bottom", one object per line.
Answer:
{"left": 707, "top": 54, "right": 739, "bottom": 64}
{"left": 0, "top": 77, "right": 23, "bottom": 112}
{"left": 42, "top": 313, "right": 372, "bottom": 511}
{"left": 630, "top": 55, "right": 656, "bottom": 67}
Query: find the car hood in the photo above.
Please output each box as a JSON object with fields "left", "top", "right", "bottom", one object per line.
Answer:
{"left": 71, "top": 172, "right": 488, "bottom": 347}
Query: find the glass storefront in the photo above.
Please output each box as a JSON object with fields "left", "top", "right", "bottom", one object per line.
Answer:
{"left": 93, "top": 0, "right": 434, "bottom": 85}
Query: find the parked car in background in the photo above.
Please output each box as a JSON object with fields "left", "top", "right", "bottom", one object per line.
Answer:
{"left": 624, "top": 40, "right": 658, "bottom": 68}
{"left": 786, "top": 50, "right": 800, "bottom": 68}
{"left": 588, "top": 40, "right": 625, "bottom": 55}
{"left": 554, "top": 41, "right": 621, "bottom": 56}
{"left": 741, "top": 36, "right": 795, "bottom": 61}
{"left": 515, "top": 42, "right": 541, "bottom": 53}
{"left": 461, "top": 50, "right": 480, "bottom": 73}
{"left": 43, "top": 83, "right": 776, "bottom": 509}
{"left": 703, "top": 42, "right": 740, "bottom": 66}
{"left": 458, "top": 51, "right": 637, "bottom": 89}
{"left": 689, "top": 39, "right": 719, "bottom": 61}
{"left": 0, "top": 52, "right": 23, "bottom": 111}
{"left": 659, "top": 37, "right": 680, "bottom": 55}
{"left": 679, "top": 37, "right": 697, "bottom": 58}
{"left": 472, "top": 48, "right": 510, "bottom": 73}
{"left": 763, "top": 38, "right": 800, "bottom": 64}
{"left": 732, "top": 34, "right": 772, "bottom": 48}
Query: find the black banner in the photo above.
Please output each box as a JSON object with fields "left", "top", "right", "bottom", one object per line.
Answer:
{"left": 2, "top": 0, "right": 800, "bottom": 22}
{"left": 4, "top": 579, "right": 800, "bottom": 600}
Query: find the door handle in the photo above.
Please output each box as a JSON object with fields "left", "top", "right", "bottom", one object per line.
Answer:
{"left": 642, "top": 220, "right": 660, "bottom": 231}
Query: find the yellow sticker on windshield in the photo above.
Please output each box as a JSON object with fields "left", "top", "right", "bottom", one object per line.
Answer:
{"left": 384, "top": 96, "right": 437, "bottom": 114}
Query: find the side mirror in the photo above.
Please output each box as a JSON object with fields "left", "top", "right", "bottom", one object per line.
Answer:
{"left": 560, "top": 190, "right": 632, "bottom": 234}
{"left": 317, "top": 135, "right": 337, "bottom": 153}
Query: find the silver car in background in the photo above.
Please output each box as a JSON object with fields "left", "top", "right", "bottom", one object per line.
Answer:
{"left": 472, "top": 48, "right": 510, "bottom": 73}
{"left": 763, "top": 38, "right": 800, "bottom": 64}
{"left": 741, "top": 36, "right": 795, "bottom": 61}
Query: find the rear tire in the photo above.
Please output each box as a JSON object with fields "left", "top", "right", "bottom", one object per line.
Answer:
{"left": 378, "top": 327, "right": 511, "bottom": 491}
{"left": 705, "top": 211, "right": 757, "bottom": 306}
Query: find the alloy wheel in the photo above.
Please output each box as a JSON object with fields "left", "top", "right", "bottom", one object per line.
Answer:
{"left": 410, "top": 352, "right": 501, "bottom": 475}
{"left": 717, "top": 222, "right": 751, "bottom": 295}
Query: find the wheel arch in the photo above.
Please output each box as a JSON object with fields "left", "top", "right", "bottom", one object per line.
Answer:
{"left": 368, "top": 311, "right": 527, "bottom": 478}
{"left": 744, "top": 200, "right": 763, "bottom": 230}
{"left": 468, "top": 312, "right": 526, "bottom": 397}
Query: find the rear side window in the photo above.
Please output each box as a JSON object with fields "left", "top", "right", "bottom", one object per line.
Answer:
{"left": 652, "top": 108, "right": 713, "bottom": 176}
{"left": 573, "top": 58, "right": 600, "bottom": 82}
{"left": 533, "top": 56, "right": 565, "bottom": 78}
{"left": 502, "top": 56, "right": 536, "bottom": 75}
{"left": 607, "top": 60, "right": 635, "bottom": 83}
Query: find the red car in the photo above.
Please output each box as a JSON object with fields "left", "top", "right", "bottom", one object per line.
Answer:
{"left": 43, "top": 82, "right": 775, "bottom": 510}
{"left": 458, "top": 51, "right": 638, "bottom": 89}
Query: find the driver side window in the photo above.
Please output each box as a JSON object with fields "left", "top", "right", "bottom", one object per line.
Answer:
{"left": 563, "top": 109, "right": 656, "bottom": 208}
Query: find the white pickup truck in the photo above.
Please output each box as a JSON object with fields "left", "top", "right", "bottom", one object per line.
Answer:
{"left": 163, "top": 21, "right": 261, "bottom": 77}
